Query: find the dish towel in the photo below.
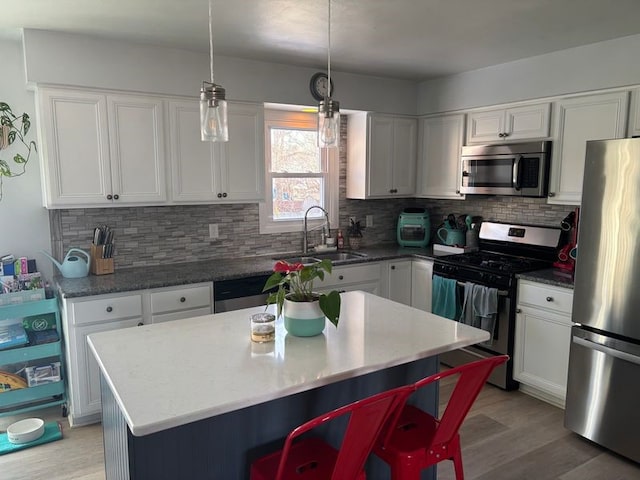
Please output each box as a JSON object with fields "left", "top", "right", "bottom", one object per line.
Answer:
{"left": 431, "top": 275, "right": 460, "bottom": 320}
{"left": 460, "top": 283, "right": 498, "bottom": 345}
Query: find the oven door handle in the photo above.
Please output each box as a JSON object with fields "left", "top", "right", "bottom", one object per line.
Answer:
{"left": 454, "top": 280, "right": 509, "bottom": 297}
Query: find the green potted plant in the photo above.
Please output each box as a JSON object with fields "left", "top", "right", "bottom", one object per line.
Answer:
{"left": 348, "top": 218, "right": 364, "bottom": 250}
{"left": 263, "top": 259, "right": 341, "bottom": 336}
{"left": 0, "top": 102, "right": 36, "bottom": 201}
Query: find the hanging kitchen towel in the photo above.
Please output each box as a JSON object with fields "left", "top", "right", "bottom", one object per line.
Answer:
{"left": 459, "top": 283, "right": 498, "bottom": 344}
{"left": 459, "top": 282, "right": 479, "bottom": 328}
{"left": 431, "top": 275, "right": 460, "bottom": 320}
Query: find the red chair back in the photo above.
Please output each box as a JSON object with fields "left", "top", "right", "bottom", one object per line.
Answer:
{"left": 429, "top": 355, "right": 508, "bottom": 448}
{"left": 275, "top": 384, "right": 413, "bottom": 480}
{"left": 379, "top": 355, "right": 509, "bottom": 451}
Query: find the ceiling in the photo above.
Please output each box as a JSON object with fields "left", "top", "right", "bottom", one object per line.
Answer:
{"left": 4, "top": 0, "right": 640, "bottom": 81}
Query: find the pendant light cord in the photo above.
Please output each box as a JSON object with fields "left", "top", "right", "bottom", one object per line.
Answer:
{"left": 327, "top": 0, "right": 331, "bottom": 98}
{"left": 209, "top": 0, "right": 215, "bottom": 84}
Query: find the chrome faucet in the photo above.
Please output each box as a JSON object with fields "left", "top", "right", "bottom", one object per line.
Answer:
{"left": 303, "top": 205, "right": 330, "bottom": 254}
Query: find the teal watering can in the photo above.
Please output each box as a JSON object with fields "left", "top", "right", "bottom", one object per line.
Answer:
{"left": 41, "top": 248, "right": 90, "bottom": 278}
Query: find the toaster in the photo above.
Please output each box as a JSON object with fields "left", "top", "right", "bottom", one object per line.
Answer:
{"left": 397, "top": 208, "right": 431, "bottom": 247}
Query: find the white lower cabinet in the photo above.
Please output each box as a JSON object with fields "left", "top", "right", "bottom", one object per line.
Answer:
{"left": 384, "top": 260, "right": 413, "bottom": 305}
{"left": 411, "top": 259, "right": 433, "bottom": 313}
{"left": 514, "top": 280, "right": 574, "bottom": 408}
{"left": 317, "top": 263, "right": 383, "bottom": 296}
{"left": 62, "top": 283, "right": 212, "bottom": 426}
{"left": 149, "top": 283, "right": 213, "bottom": 323}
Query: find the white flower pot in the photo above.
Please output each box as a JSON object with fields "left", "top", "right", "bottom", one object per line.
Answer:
{"left": 283, "top": 295, "right": 325, "bottom": 337}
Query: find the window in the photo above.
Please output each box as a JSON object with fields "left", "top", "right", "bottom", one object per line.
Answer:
{"left": 259, "top": 109, "right": 338, "bottom": 234}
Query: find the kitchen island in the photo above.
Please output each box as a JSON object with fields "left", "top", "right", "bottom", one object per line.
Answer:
{"left": 88, "top": 291, "right": 489, "bottom": 480}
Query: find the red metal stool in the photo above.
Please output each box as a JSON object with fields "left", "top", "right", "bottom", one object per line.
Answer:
{"left": 250, "top": 384, "right": 413, "bottom": 480}
{"left": 374, "top": 355, "right": 509, "bottom": 480}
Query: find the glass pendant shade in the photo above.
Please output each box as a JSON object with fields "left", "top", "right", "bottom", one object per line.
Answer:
{"left": 318, "top": 99, "right": 340, "bottom": 149}
{"left": 200, "top": 82, "right": 228, "bottom": 142}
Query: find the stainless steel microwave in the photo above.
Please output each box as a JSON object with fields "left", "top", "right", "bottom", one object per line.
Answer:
{"left": 460, "top": 141, "right": 551, "bottom": 197}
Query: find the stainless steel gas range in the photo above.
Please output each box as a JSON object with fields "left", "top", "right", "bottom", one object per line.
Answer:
{"left": 433, "top": 222, "right": 561, "bottom": 390}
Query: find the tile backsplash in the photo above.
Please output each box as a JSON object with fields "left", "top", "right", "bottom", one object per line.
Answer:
{"left": 49, "top": 117, "right": 577, "bottom": 269}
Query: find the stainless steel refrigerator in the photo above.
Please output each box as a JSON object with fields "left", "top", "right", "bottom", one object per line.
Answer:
{"left": 565, "top": 138, "right": 640, "bottom": 463}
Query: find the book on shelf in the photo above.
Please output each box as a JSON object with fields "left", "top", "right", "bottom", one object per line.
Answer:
{"left": 0, "top": 323, "right": 28, "bottom": 351}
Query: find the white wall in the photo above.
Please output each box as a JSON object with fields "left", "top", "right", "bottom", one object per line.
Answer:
{"left": 22, "top": 29, "right": 418, "bottom": 115}
{"left": 0, "top": 38, "right": 53, "bottom": 279}
{"left": 418, "top": 34, "right": 640, "bottom": 114}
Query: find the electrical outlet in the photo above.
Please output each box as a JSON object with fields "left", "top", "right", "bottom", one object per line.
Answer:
{"left": 209, "top": 224, "right": 219, "bottom": 239}
{"left": 366, "top": 215, "right": 374, "bottom": 228}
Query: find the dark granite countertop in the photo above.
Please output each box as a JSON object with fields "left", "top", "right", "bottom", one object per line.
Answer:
{"left": 517, "top": 268, "right": 575, "bottom": 289}
{"left": 54, "top": 245, "right": 437, "bottom": 298}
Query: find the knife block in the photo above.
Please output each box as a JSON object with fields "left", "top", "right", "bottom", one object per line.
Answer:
{"left": 90, "top": 243, "right": 114, "bottom": 275}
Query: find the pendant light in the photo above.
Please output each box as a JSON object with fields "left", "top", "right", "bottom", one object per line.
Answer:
{"left": 317, "top": 0, "right": 340, "bottom": 149}
{"left": 200, "top": 0, "right": 228, "bottom": 142}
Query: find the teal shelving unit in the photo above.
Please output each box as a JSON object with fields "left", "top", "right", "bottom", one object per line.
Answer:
{"left": 0, "top": 298, "right": 66, "bottom": 417}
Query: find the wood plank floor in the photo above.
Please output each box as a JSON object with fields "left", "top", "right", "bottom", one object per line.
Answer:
{"left": 1, "top": 378, "right": 639, "bottom": 479}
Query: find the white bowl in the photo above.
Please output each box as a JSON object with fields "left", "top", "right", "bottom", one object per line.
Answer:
{"left": 6, "top": 418, "right": 45, "bottom": 444}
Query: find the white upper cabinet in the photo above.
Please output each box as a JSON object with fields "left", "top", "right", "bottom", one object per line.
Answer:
{"left": 416, "top": 113, "right": 465, "bottom": 200}
{"left": 628, "top": 88, "right": 640, "bottom": 137}
{"left": 347, "top": 112, "right": 417, "bottom": 199}
{"left": 106, "top": 95, "right": 166, "bottom": 204}
{"left": 466, "top": 102, "right": 551, "bottom": 144}
{"left": 548, "top": 91, "right": 628, "bottom": 205}
{"left": 169, "top": 100, "right": 264, "bottom": 203}
{"left": 37, "top": 87, "right": 166, "bottom": 208}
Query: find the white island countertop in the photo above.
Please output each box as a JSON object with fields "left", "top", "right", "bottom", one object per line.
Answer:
{"left": 88, "top": 291, "right": 489, "bottom": 436}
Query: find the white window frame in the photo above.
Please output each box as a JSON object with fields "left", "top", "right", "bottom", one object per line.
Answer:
{"left": 259, "top": 109, "right": 339, "bottom": 235}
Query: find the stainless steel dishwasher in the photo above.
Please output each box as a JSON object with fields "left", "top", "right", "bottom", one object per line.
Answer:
{"left": 213, "top": 275, "right": 274, "bottom": 312}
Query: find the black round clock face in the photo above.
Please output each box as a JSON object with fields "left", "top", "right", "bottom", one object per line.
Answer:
{"left": 310, "top": 72, "right": 334, "bottom": 101}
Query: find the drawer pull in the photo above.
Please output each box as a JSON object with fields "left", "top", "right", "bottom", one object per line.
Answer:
{"left": 338, "top": 275, "right": 344, "bottom": 280}
{"left": 106, "top": 306, "right": 113, "bottom": 313}
{"left": 546, "top": 296, "right": 553, "bottom": 302}
{"left": 516, "top": 308, "right": 521, "bottom": 313}
{"left": 391, "top": 265, "right": 396, "bottom": 270}
{"left": 180, "top": 297, "right": 186, "bottom": 303}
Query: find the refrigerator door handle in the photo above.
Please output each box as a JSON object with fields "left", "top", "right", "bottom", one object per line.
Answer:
{"left": 573, "top": 336, "right": 640, "bottom": 366}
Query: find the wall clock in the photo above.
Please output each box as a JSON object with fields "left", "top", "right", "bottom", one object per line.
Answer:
{"left": 309, "top": 72, "right": 334, "bottom": 101}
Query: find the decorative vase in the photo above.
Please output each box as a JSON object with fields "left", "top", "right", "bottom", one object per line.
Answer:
{"left": 283, "top": 294, "right": 326, "bottom": 337}
{"left": 349, "top": 236, "right": 362, "bottom": 250}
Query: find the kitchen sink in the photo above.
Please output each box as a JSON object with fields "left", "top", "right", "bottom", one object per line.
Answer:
{"left": 273, "top": 252, "right": 367, "bottom": 264}
{"left": 313, "top": 252, "right": 368, "bottom": 262}
{"left": 275, "top": 256, "right": 321, "bottom": 265}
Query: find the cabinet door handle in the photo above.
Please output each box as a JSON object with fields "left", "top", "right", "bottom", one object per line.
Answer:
{"left": 137, "top": 322, "right": 144, "bottom": 327}
{"left": 548, "top": 192, "right": 555, "bottom": 197}
{"left": 516, "top": 308, "right": 522, "bottom": 313}
{"left": 106, "top": 306, "right": 113, "bottom": 312}
{"left": 180, "top": 297, "right": 186, "bottom": 303}
{"left": 107, "top": 194, "right": 113, "bottom": 200}
{"left": 391, "top": 265, "right": 396, "bottom": 270}
{"left": 217, "top": 193, "right": 223, "bottom": 198}
{"left": 113, "top": 194, "right": 119, "bottom": 200}
{"left": 222, "top": 192, "right": 228, "bottom": 198}
{"left": 338, "top": 275, "right": 344, "bottom": 280}
{"left": 546, "top": 296, "right": 554, "bottom": 302}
